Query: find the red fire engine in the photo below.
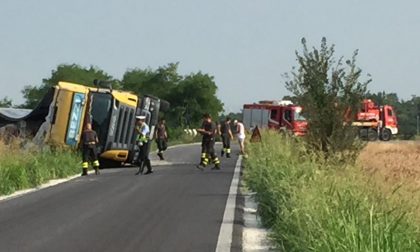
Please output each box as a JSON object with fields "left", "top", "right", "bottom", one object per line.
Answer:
{"left": 352, "top": 99, "right": 398, "bottom": 141}
{"left": 242, "top": 100, "right": 307, "bottom": 136}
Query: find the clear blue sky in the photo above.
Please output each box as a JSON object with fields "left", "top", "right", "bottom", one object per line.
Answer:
{"left": 1, "top": 0, "right": 419, "bottom": 112}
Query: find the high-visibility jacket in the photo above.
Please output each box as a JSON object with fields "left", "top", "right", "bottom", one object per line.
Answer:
{"left": 137, "top": 123, "right": 150, "bottom": 143}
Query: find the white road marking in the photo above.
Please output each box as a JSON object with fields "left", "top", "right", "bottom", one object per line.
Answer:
{"left": 215, "top": 155, "right": 243, "bottom": 252}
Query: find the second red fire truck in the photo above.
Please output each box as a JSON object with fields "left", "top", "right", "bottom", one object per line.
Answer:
{"left": 242, "top": 100, "right": 307, "bottom": 136}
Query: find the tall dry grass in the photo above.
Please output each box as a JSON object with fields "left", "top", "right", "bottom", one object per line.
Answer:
{"left": 358, "top": 141, "right": 420, "bottom": 183}
{"left": 357, "top": 141, "right": 420, "bottom": 225}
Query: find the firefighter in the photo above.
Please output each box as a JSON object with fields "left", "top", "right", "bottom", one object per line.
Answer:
{"left": 81, "top": 123, "right": 100, "bottom": 176}
{"left": 155, "top": 119, "right": 168, "bottom": 160}
{"left": 135, "top": 115, "right": 153, "bottom": 175}
{"left": 196, "top": 113, "right": 221, "bottom": 170}
{"left": 220, "top": 117, "right": 233, "bottom": 158}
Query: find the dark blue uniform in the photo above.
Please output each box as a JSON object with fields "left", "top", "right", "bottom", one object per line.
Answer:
{"left": 199, "top": 121, "right": 221, "bottom": 169}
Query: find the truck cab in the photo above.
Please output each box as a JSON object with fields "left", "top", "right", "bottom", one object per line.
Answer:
{"left": 86, "top": 87, "right": 166, "bottom": 166}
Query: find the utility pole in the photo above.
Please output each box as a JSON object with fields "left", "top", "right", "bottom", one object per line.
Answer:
{"left": 417, "top": 115, "right": 419, "bottom": 136}
{"left": 417, "top": 103, "right": 420, "bottom": 136}
{"left": 418, "top": 104, "right": 420, "bottom": 137}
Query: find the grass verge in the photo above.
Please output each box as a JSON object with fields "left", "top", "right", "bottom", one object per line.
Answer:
{"left": 244, "top": 131, "right": 420, "bottom": 252}
{"left": 0, "top": 141, "right": 80, "bottom": 196}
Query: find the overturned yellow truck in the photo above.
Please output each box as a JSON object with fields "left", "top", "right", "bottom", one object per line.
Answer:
{"left": 0, "top": 81, "right": 168, "bottom": 167}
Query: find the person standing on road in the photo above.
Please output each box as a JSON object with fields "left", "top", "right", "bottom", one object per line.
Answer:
{"left": 196, "top": 113, "right": 221, "bottom": 170}
{"left": 220, "top": 117, "right": 233, "bottom": 158}
{"left": 135, "top": 115, "right": 153, "bottom": 175}
{"left": 234, "top": 119, "right": 246, "bottom": 156}
{"left": 155, "top": 119, "right": 168, "bottom": 160}
{"left": 81, "top": 123, "right": 100, "bottom": 176}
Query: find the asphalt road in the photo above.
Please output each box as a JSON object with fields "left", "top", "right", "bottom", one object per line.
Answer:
{"left": 0, "top": 143, "right": 243, "bottom": 252}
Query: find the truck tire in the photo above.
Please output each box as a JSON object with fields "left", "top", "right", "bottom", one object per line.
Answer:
{"left": 367, "top": 128, "right": 378, "bottom": 141}
{"left": 380, "top": 128, "right": 392, "bottom": 141}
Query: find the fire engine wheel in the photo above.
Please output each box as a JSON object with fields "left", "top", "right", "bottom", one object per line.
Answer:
{"left": 380, "top": 129, "right": 392, "bottom": 141}
{"left": 367, "top": 129, "right": 378, "bottom": 141}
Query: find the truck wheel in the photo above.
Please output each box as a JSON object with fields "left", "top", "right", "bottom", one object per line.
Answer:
{"left": 380, "top": 129, "right": 392, "bottom": 141}
{"left": 367, "top": 128, "right": 378, "bottom": 141}
{"left": 358, "top": 128, "right": 368, "bottom": 140}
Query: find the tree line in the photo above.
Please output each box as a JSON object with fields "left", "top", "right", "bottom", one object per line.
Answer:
{"left": 366, "top": 91, "right": 420, "bottom": 139}
{"left": 0, "top": 63, "right": 224, "bottom": 130}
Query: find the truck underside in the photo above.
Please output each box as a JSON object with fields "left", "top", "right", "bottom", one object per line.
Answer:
{"left": 0, "top": 88, "right": 55, "bottom": 143}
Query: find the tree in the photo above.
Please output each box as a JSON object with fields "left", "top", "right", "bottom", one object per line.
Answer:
{"left": 0, "top": 97, "right": 13, "bottom": 108}
{"left": 393, "top": 96, "right": 420, "bottom": 139}
{"left": 21, "top": 64, "right": 116, "bottom": 108}
{"left": 121, "top": 63, "right": 181, "bottom": 101}
{"left": 367, "top": 92, "right": 420, "bottom": 139}
{"left": 366, "top": 91, "right": 399, "bottom": 107}
{"left": 121, "top": 63, "right": 223, "bottom": 129}
{"left": 284, "top": 38, "right": 371, "bottom": 159}
{"left": 166, "top": 72, "right": 224, "bottom": 128}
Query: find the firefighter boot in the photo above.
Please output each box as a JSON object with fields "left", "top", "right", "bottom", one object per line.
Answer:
{"left": 211, "top": 157, "right": 221, "bottom": 170}
{"left": 81, "top": 168, "right": 88, "bottom": 176}
{"left": 196, "top": 153, "right": 208, "bottom": 170}
{"left": 81, "top": 162, "right": 89, "bottom": 176}
{"left": 211, "top": 163, "right": 221, "bottom": 170}
{"left": 157, "top": 152, "right": 164, "bottom": 160}
{"left": 226, "top": 148, "right": 231, "bottom": 158}
{"left": 93, "top": 160, "right": 100, "bottom": 175}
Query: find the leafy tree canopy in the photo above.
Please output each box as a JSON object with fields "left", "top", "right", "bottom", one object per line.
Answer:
{"left": 21, "top": 64, "right": 116, "bottom": 108}
{"left": 0, "top": 97, "right": 13, "bottom": 108}
{"left": 367, "top": 92, "right": 420, "bottom": 139}
{"left": 121, "top": 63, "right": 223, "bottom": 128}
{"left": 121, "top": 63, "right": 181, "bottom": 101}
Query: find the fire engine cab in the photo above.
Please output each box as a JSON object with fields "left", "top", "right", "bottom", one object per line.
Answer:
{"left": 242, "top": 100, "right": 307, "bottom": 136}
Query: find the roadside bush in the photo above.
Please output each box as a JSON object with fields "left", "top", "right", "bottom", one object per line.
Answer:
{"left": 244, "top": 131, "right": 420, "bottom": 251}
